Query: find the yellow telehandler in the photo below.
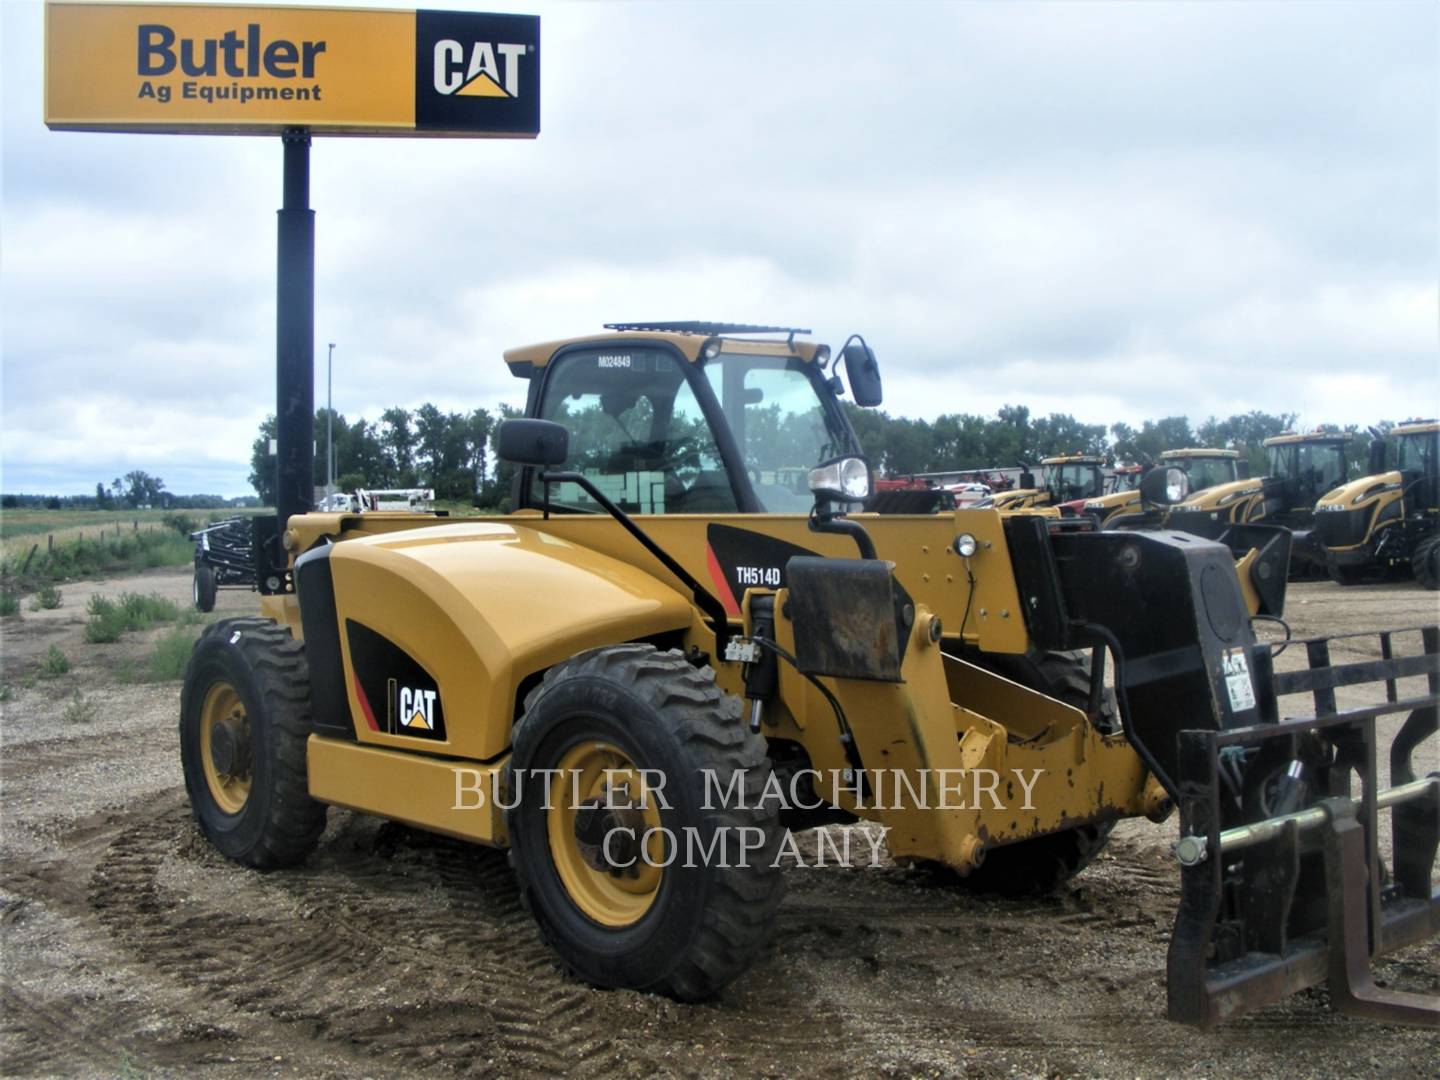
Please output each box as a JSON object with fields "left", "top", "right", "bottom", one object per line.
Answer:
{"left": 180, "top": 323, "right": 1438, "bottom": 1028}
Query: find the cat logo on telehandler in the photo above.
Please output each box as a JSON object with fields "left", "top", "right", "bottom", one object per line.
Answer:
{"left": 179, "top": 322, "right": 1438, "bottom": 1030}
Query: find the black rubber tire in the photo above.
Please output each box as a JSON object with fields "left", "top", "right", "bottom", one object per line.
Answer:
{"left": 1327, "top": 562, "right": 1367, "bottom": 587}
{"left": 179, "top": 617, "right": 326, "bottom": 868}
{"left": 506, "top": 644, "right": 783, "bottom": 1001}
{"left": 193, "top": 563, "right": 217, "bottom": 612}
{"left": 1412, "top": 535, "right": 1440, "bottom": 591}
{"left": 938, "top": 649, "right": 1116, "bottom": 897}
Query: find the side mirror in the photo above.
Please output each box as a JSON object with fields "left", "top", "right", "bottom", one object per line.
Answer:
{"left": 842, "top": 337, "right": 883, "bottom": 408}
{"left": 1141, "top": 466, "right": 1190, "bottom": 507}
{"left": 497, "top": 418, "right": 568, "bottom": 467}
{"left": 1019, "top": 469, "right": 1036, "bottom": 489}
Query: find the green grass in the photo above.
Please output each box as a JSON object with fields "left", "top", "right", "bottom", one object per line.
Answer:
{"left": 0, "top": 509, "right": 265, "bottom": 590}
{"left": 85, "top": 591, "right": 182, "bottom": 644}
{"left": 147, "top": 626, "right": 199, "bottom": 681}
{"left": 0, "top": 591, "right": 18, "bottom": 617}
{"left": 1, "top": 528, "right": 195, "bottom": 589}
{"left": 37, "top": 645, "right": 70, "bottom": 679}
{"left": 0, "top": 507, "right": 264, "bottom": 544}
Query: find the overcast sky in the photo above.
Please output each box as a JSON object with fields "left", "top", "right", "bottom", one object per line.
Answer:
{"left": 3, "top": 0, "right": 1437, "bottom": 496}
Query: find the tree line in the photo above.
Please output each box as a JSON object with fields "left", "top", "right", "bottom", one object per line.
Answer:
{"left": 844, "top": 404, "right": 1387, "bottom": 478}
{"left": 246, "top": 402, "right": 1385, "bottom": 508}
{"left": 248, "top": 404, "right": 521, "bottom": 507}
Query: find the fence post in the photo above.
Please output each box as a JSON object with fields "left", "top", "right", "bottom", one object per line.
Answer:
{"left": 47, "top": 534, "right": 54, "bottom": 553}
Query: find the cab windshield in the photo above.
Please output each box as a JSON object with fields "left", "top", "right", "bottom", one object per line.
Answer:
{"left": 703, "top": 352, "right": 860, "bottom": 512}
{"left": 1047, "top": 463, "right": 1102, "bottom": 501}
{"left": 1267, "top": 441, "right": 1346, "bottom": 491}
{"left": 1396, "top": 431, "right": 1438, "bottom": 473}
{"left": 1112, "top": 471, "right": 1143, "bottom": 493}
{"left": 530, "top": 345, "right": 858, "bottom": 515}
{"left": 1171, "top": 456, "right": 1236, "bottom": 492}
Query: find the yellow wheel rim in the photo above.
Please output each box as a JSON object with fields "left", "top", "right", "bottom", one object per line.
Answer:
{"left": 546, "top": 740, "right": 665, "bottom": 927}
{"left": 199, "top": 682, "right": 252, "bottom": 816}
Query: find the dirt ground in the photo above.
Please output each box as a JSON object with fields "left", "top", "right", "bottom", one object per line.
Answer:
{"left": 1, "top": 568, "right": 1437, "bottom": 1078}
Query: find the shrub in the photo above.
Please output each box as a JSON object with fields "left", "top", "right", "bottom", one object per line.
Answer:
{"left": 30, "top": 583, "right": 63, "bottom": 610}
{"left": 163, "top": 512, "right": 198, "bottom": 536}
{"left": 119, "top": 591, "right": 180, "bottom": 629}
{"left": 0, "top": 592, "right": 19, "bottom": 617}
{"left": 62, "top": 690, "right": 97, "bottom": 724}
{"left": 148, "top": 626, "right": 198, "bottom": 681}
{"left": 84, "top": 595, "right": 126, "bottom": 643}
{"left": 37, "top": 645, "right": 71, "bottom": 679}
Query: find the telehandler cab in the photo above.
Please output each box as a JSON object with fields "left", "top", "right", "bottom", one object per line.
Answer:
{"left": 180, "top": 323, "right": 1438, "bottom": 1027}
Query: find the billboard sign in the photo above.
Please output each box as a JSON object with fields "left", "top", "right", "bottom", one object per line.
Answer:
{"left": 45, "top": 3, "right": 540, "bottom": 137}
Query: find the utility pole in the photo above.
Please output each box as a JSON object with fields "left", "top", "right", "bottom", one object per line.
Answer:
{"left": 327, "top": 341, "right": 336, "bottom": 503}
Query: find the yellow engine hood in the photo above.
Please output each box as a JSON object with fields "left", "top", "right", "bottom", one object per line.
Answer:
{"left": 1316, "top": 471, "right": 1403, "bottom": 510}
{"left": 1177, "top": 477, "right": 1261, "bottom": 511}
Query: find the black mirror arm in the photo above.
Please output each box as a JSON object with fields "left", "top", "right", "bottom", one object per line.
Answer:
{"left": 538, "top": 470, "right": 731, "bottom": 651}
{"left": 808, "top": 505, "right": 878, "bottom": 560}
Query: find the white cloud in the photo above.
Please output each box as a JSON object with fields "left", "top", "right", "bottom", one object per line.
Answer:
{"left": 2, "top": 0, "right": 1436, "bottom": 494}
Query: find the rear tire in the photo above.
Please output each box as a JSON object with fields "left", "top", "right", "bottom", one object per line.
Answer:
{"left": 179, "top": 618, "right": 326, "bottom": 868}
{"left": 193, "top": 563, "right": 217, "bottom": 612}
{"left": 506, "top": 644, "right": 783, "bottom": 1001}
{"left": 1412, "top": 535, "right": 1440, "bottom": 591}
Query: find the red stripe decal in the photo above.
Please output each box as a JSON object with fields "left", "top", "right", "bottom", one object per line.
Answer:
{"left": 353, "top": 672, "right": 380, "bottom": 731}
{"left": 705, "top": 543, "right": 742, "bottom": 618}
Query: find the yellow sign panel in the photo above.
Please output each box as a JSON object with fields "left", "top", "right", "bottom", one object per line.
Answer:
{"left": 45, "top": 2, "right": 540, "bottom": 137}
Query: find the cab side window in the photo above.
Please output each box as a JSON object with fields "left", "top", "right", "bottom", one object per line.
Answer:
{"left": 532, "top": 348, "right": 736, "bottom": 514}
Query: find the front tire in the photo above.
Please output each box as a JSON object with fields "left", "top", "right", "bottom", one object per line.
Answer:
{"left": 1412, "top": 535, "right": 1440, "bottom": 591}
{"left": 506, "top": 644, "right": 783, "bottom": 1001}
{"left": 179, "top": 618, "right": 326, "bottom": 868}
{"left": 193, "top": 563, "right": 217, "bottom": 612}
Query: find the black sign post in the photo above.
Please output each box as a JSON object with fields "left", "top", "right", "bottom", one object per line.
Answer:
{"left": 275, "top": 129, "right": 316, "bottom": 539}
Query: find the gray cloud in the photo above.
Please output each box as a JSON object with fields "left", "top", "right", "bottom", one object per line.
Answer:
{"left": 3, "top": 0, "right": 1435, "bottom": 495}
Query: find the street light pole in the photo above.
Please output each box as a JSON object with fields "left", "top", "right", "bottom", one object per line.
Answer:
{"left": 326, "top": 342, "right": 336, "bottom": 502}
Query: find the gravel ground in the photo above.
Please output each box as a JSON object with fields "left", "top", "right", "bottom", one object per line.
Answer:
{"left": 1, "top": 567, "right": 1436, "bottom": 1078}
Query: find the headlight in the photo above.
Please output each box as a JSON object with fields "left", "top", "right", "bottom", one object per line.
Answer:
{"left": 1142, "top": 466, "right": 1189, "bottom": 506}
{"left": 1163, "top": 468, "right": 1188, "bottom": 503}
{"left": 954, "top": 533, "right": 978, "bottom": 557}
{"left": 808, "top": 456, "right": 871, "bottom": 500}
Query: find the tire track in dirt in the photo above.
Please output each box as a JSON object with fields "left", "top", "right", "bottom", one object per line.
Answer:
{"left": 83, "top": 799, "right": 649, "bottom": 1077}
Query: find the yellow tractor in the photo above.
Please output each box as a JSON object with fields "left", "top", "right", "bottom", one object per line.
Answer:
{"left": 1316, "top": 420, "right": 1440, "bottom": 588}
{"left": 1081, "top": 449, "right": 1243, "bottom": 528}
{"left": 979, "top": 454, "right": 1105, "bottom": 511}
{"left": 1137, "top": 431, "right": 1353, "bottom": 578}
{"left": 180, "top": 322, "right": 1438, "bottom": 1027}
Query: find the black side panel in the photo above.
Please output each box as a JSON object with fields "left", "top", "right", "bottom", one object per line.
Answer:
{"left": 1050, "top": 530, "right": 1262, "bottom": 793}
{"left": 785, "top": 557, "right": 904, "bottom": 682}
{"left": 1003, "top": 515, "right": 1072, "bottom": 652}
{"left": 294, "top": 544, "right": 353, "bottom": 738}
